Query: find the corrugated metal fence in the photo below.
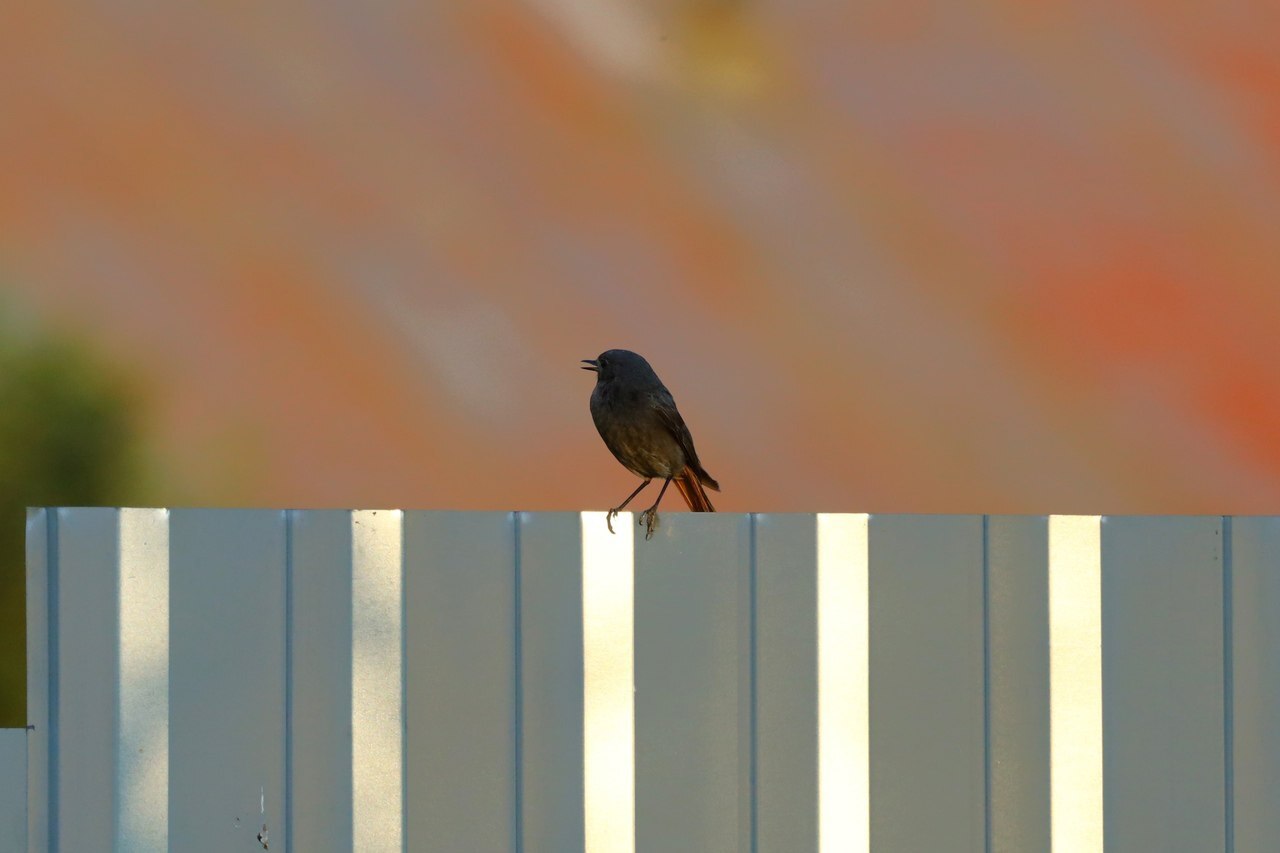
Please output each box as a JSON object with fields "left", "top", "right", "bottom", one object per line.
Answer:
{"left": 11, "top": 509, "right": 1280, "bottom": 852}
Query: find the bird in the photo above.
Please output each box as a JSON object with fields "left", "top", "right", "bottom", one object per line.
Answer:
{"left": 581, "top": 349, "right": 720, "bottom": 539}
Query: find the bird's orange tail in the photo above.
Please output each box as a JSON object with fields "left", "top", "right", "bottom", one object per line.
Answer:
{"left": 673, "top": 467, "right": 717, "bottom": 512}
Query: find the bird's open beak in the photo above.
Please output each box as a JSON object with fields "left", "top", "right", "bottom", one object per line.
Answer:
{"left": 581, "top": 359, "right": 599, "bottom": 372}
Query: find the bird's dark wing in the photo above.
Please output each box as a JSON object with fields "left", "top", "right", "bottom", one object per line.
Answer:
{"left": 651, "top": 390, "right": 720, "bottom": 490}
{"left": 650, "top": 390, "right": 698, "bottom": 461}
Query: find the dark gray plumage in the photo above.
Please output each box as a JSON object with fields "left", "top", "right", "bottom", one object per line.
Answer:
{"left": 582, "top": 349, "right": 719, "bottom": 539}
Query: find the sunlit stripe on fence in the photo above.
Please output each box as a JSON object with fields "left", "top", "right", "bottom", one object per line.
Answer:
{"left": 116, "top": 509, "right": 170, "bottom": 853}
{"left": 817, "top": 514, "right": 870, "bottom": 853}
{"left": 351, "top": 510, "right": 404, "bottom": 852}
{"left": 581, "top": 511, "right": 636, "bottom": 853}
{"left": 1048, "top": 515, "right": 1103, "bottom": 852}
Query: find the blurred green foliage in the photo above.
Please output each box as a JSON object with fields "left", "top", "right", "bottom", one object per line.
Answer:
{"left": 0, "top": 314, "right": 147, "bottom": 726}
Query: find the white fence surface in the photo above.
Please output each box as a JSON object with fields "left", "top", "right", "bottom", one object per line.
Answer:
{"left": 13, "top": 509, "right": 1280, "bottom": 852}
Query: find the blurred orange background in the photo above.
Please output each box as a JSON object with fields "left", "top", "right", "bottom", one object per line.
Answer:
{"left": 3, "top": 0, "right": 1280, "bottom": 515}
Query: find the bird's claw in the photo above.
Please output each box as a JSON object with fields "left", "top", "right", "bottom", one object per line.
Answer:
{"left": 639, "top": 508, "right": 659, "bottom": 540}
{"left": 606, "top": 507, "right": 655, "bottom": 538}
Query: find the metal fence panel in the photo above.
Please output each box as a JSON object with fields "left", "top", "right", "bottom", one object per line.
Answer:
{"left": 517, "top": 512, "right": 586, "bottom": 853}
{"left": 0, "top": 729, "right": 26, "bottom": 851}
{"left": 753, "top": 514, "right": 819, "bottom": 852}
{"left": 986, "top": 515, "right": 1051, "bottom": 852}
{"left": 289, "top": 510, "right": 355, "bottom": 852}
{"left": 50, "top": 509, "right": 119, "bottom": 850}
{"left": 634, "top": 513, "right": 752, "bottom": 853}
{"left": 869, "top": 514, "right": 986, "bottom": 852}
{"left": 1225, "top": 516, "right": 1280, "bottom": 853}
{"left": 404, "top": 511, "right": 518, "bottom": 852}
{"left": 20, "top": 509, "right": 1280, "bottom": 853}
{"left": 1102, "top": 516, "right": 1225, "bottom": 852}
{"left": 24, "top": 510, "right": 49, "bottom": 852}
{"left": 169, "top": 509, "right": 288, "bottom": 852}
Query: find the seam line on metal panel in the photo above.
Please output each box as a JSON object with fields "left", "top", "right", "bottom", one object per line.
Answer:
{"left": 982, "top": 515, "right": 992, "bottom": 853}
{"left": 513, "top": 512, "right": 524, "bottom": 853}
{"left": 1222, "top": 515, "right": 1234, "bottom": 853}
{"left": 113, "top": 510, "right": 122, "bottom": 841}
{"left": 749, "top": 513, "right": 759, "bottom": 853}
{"left": 284, "top": 510, "right": 294, "bottom": 853}
{"left": 400, "top": 514, "right": 409, "bottom": 851}
{"left": 46, "top": 509, "right": 59, "bottom": 852}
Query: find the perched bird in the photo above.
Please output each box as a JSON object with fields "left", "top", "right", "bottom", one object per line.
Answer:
{"left": 582, "top": 349, "right": 720, "bottom": 539}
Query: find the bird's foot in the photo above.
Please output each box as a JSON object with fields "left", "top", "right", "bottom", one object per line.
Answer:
{"left": 606, "top": 508, "right": 619, "bottom": 534}
{"left": 639, "top": 508, "right": 659, "bottom": 540}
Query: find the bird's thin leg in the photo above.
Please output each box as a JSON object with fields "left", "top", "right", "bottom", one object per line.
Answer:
{"left": 638, "top": 478, "right": 673, "bottom": 540}
{"left": 607, "top": 479, "right": 652, "bottom": 534}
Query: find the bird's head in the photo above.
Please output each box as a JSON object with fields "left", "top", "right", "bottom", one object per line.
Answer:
{"left": 581, "top": 349, "right": 654, "bottom": 383}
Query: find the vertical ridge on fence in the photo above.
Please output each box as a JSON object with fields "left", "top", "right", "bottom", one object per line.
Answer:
{"left": 982, "top": 515, "right": 992, "bottom": 853}
{"left": 24, "top": 509, "right": 51, "bottom": 853}
{"left": 747, "top": 514, "right": 759, "bottom": 853}
{"left": 284, "top": 510, "right": 294, "bottom": 851}
{"left": 1222, "top": 515, "right": 1234, "bottom": 853}
{"left": 513, "top": 512, "right": 525, "bottom": 853}
{"left": 986, "top": 516, "right": 1051, "bottom": 853}
{"left": 1102, "top": 516, "right": 1225, "bottom": 852}
{"left": 1226, "top": 516, "right": 1280, "bottom": 851}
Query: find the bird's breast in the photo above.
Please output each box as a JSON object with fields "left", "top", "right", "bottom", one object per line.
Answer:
{"left": 590, "top": 385, "right": 685, "bottom": 478}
